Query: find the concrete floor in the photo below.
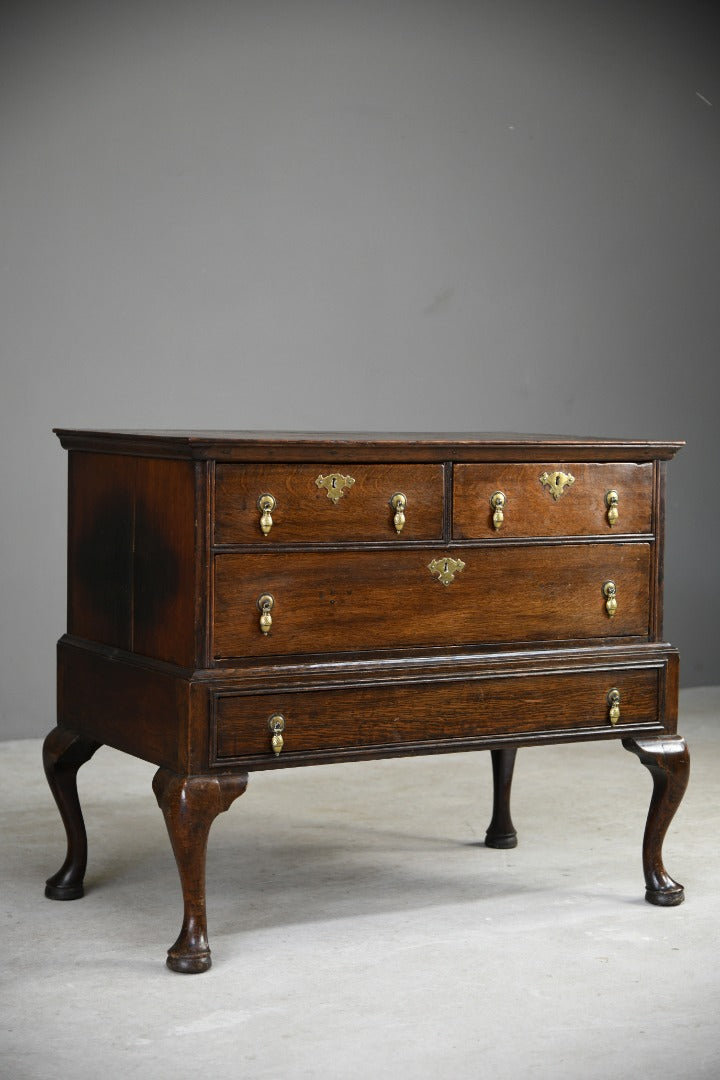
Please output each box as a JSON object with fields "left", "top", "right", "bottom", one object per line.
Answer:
{"left": 1, "top": 686, "right": 718, "bottom": 1080}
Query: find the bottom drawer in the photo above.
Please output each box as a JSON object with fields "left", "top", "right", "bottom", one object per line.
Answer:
{"left": 212, "top": 666, "right": 662, "bottom": 763}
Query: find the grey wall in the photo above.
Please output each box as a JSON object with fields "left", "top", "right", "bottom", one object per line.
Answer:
{"left": 1, "top": 1, "right": 718, "bottom": 740}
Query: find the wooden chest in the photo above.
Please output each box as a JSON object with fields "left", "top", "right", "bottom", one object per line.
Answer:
{"left": 44, "top": 431, "right": 689, "bottom": 972}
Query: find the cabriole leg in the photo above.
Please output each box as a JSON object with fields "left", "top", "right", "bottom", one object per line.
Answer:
{"left": 43, "top": 727, "right": 102, "bottom": 900}
{"left": 623, "top": 736, "right": 690, "bottom": 906}
{"left": 153, "top": 769, "right": 249, "bottom": 974}
{"left": 485, "top": 747, "right": 518, "bottom": 849}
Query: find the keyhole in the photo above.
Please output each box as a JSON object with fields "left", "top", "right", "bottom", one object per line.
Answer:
{"left": 331, "top": 477, "right": 337, "bottom": 488}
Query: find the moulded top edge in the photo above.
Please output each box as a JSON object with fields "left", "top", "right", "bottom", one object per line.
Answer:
{"left": 53, "top": 429, "right": 685, "bottom": 462}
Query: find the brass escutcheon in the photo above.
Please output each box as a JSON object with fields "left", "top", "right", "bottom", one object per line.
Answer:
{"left": 390, "top": 492, "right": 407, "bottom": 534}
{"left": 539, "top": 470, "right": 575, "bottom": 501}
{"left": 602, "top": 580, "right": 617, "bottom": 618}
{"left": 490, "top": 491, "right": 506, "bottom": 530}
{"left": 257, "top": 493, "right": 276, "bottom": 536}
{"left": 268, "top": 713, "right": 285, "bottom": 755}
{"left": 607, "top": 688, "right": 621, "bottom": 726}
{"left": 606, "top": 489, "right": 619, "bottom": 527}
{"left": 258, "top": 593, "right": 274, "bottom": 635}
{"left": 315, "top": 473, "right": 355, "bottom": 503}
{"left": 428, "top": 556, "right": 465, "bottom": 586}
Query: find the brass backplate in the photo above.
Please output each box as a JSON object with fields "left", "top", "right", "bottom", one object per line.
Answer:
{"left": 428, "top": 557, "right": 465, "bottom": 586}
{"left": 315, "top": 473, "right": 355, "bottom": 503}
{"left": 539, "top": 470, "right": 575, "bottom": 500}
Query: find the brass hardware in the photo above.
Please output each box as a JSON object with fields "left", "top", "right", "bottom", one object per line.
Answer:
{"left": 606, "top": 489, "right": 619, "bottom": 527}
{"left": 268, "top": 713, "right": 285, "bottom": 755}
{"left": 490, "top": 491, "right": 506, "bottom": 530}
{"left": 390, "top": 492, "right": 407, "bottom": 534}
{"left": 539, "top": 470, "right": 575, "bottom": 500}
{"left": 428, "top": 556, "right": 465, "bottom": 586}
{"left": 257, "top": 493, "right": 276, "bottom": 536}
{"left": 607, "top": 688, "right": 621, "bottom": 726}
{"left": 315, "top": 473, "right": 355, "bottom": 503}
{"left": 258, "top": 593, "right": 274, "bottom": 635}
{"left": 602, "top": 580, "right": 617, "bottom": 618}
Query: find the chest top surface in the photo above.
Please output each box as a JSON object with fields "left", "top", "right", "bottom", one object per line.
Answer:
{"left": 54, "top": 429, "right": 684, "bottom": 462}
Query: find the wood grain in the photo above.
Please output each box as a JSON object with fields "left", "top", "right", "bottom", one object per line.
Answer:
{"left": 132, "top": 457, "right": 197, "bottom": 667}
{"left": 453, "top": 462, "right": 653, "bottom": 538}
{"left": 214, "top": 463, "right": 444, "bottom": 544}
{"left": 213, "top": 542, "right": 652, "bottom": 659}
{"left": 214, "top": 666, "right": 661, "bottom": 760}
{"left": 68, "top": 451, "right": 134, "bottom": 650}
{"left": 57, "top": 638, "right": 191, "bottom": 772}
{"left": 55, "top": 429, "right": 685, "bottom": 463}
{"left": 66, "top": 453, "right": 197, "bottom": 666}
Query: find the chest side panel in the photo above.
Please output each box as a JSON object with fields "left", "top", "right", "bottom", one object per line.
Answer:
{"left": 133, "top": 456, "right": 198, "bottom": 667}
{"left": 67, "top": 452, "right": 198, "bottom": 667}
{"left": 68, "top": 452, "right": 135, "bottom": 650}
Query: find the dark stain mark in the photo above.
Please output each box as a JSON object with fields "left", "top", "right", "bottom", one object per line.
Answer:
{"left": 71, "top": 493, "right": 133, "bottom": 648}
{"left": 133, "top": 496, "right": 181, "bottom": 633}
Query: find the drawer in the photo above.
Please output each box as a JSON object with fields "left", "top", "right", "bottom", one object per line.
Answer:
{"left": 214, "top": 464, "right": 444, "bottom": 544}
{"left": 453, "top": 462, "right": 653, "bottom": 538}
{"left": 213, "top": 542, "right": 651, "bottom": 659}
{"left": 213, "top": 665, "right": 661, "bottom": 760}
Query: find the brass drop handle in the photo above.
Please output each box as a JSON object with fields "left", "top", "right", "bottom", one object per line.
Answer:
{"left": 603, "top": 580, "right": 617, "bottom": 618}
{"left": 268, "top": 714, "right": 285, "bottom": 755}
{"left": 390, "top": 492, "right": 407, "bottom": 534}
{"left": 258, "top": 593, "right": 274, "bottom": 635}
{"left": 490, "top": 491, "right": 506, "bottom": 530}
{"left": 606, "top": 490, "right": 619, "bottom": 527}
{"left": 607, "top": 688, "right": 621, "bottom": 726}
{"left": 257, "top": 494, "right": 276, "bottom": 536}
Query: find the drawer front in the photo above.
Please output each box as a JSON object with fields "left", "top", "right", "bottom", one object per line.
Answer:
{"left": 213, "top": 542, "right": 651, "bottom": 659}
{"left": 453, "top": 463, "right": 653, "bottom": 538}
{"left": 213, "top": 666, "right": 661, "bottom": 760}
{"left": 214, "top": 464, "right": 444, "bottom": 544}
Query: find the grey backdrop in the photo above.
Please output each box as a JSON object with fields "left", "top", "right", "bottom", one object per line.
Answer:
{"left": 1, "top": 1, "right": 718, "bottom": 740}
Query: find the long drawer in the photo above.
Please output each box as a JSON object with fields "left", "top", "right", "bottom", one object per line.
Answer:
{"left": 213, "top": 542, "right": 651, "bottom": 659}
{"left": 213, "top": 665, "right": 661, "bottom": 762}
{"left": 214, "top": 463, "right": 445, "bottom": 544}
{"left": 453, "top": 462, "right": 653, "bottom": 538}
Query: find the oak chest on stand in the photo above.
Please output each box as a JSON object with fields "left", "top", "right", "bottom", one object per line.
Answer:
{"left": 45, "top": 431, "right": 689, "bottom": 972}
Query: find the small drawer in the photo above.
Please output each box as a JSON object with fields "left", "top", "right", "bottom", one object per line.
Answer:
{"left": 214, "top": 464, "right": 444, "bottom": 545}
{"left": 213, "top": 666, "right": 661, "bottom": 761}
{"left": 213, "top": 542, "right": 651, "bottom": 660}
{"left": 453, "top": 463, "right": 653, "bottom": 539}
